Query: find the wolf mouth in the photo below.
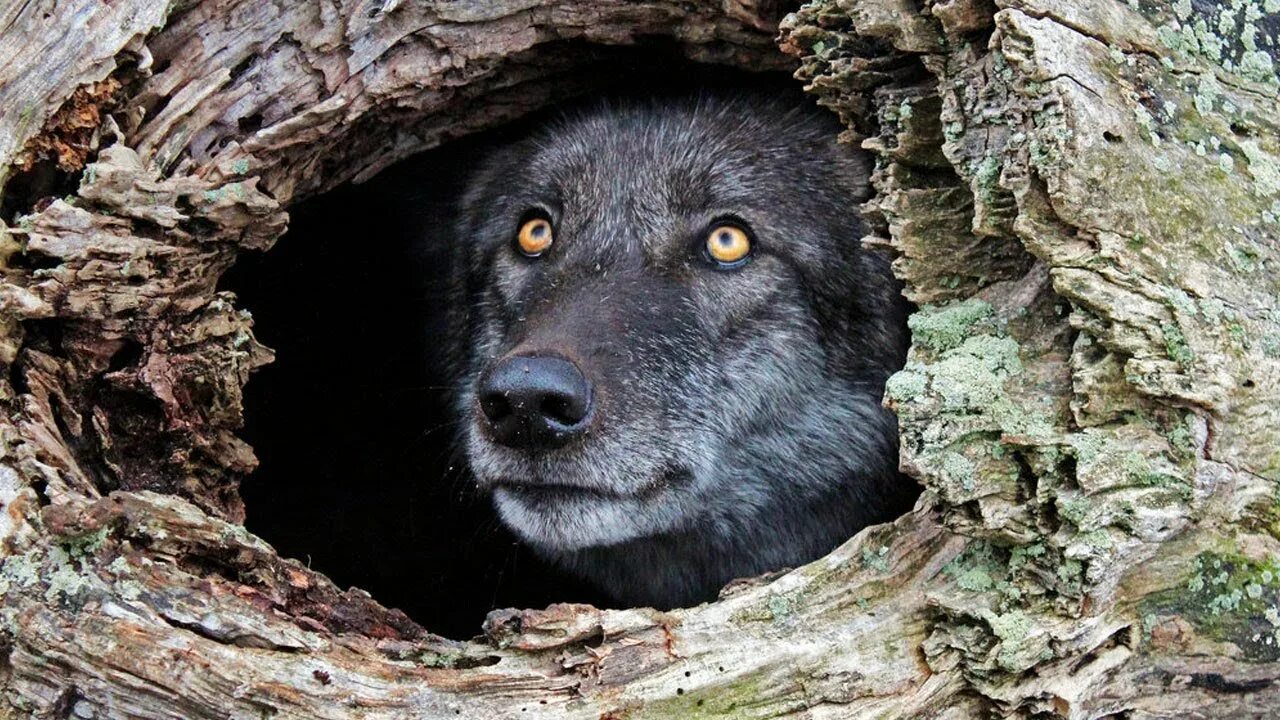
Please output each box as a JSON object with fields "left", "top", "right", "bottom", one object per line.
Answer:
{"left": 494, "top": 482, "right": 620, "bottom": 501}
{"left": 494, "top": 465, "right": 694, "bottom": 502}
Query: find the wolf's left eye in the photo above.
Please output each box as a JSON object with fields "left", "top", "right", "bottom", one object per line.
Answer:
{"left": 705, "top": 224, "right": 752, "bottom": 267}
{"left": 516, "top": 216, "right": 554, "bottom": 257}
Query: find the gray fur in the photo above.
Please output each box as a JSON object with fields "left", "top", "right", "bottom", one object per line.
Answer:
{"left": 446, "top": 91, "right": 911, "bottom": 608}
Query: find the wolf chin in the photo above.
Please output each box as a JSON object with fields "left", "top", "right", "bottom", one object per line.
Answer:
{"left": 447, "top": 90, "right": 912, "bottom": 608}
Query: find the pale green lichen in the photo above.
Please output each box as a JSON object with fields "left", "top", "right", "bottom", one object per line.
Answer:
{"left": 1008, "top": 543, "right": 1046, "bottom": 572}
{"left": 1218, "top": 152, "right": 1236, "bottom": 174}
{"left": 1070, "top": 430, "right": 1108, "bottom": 464}
{"left": 929, "top": 335, "right": 1023, "bottom": 411}
{"left": 1239, "top": 50, "right": 1276, "bottom": 82}
{"left": 860, "top": 546, "right": 890, "bottom": 573}
{"left": 955, "top": 566, "right": 996, "bottom": 592}
{"left": 1167, "top": 420, "right": 1197, "bottom": 457}
{"left": 938, "top": 451, "right": 977, "bottom": 492}
{"left": 884, "top": 366, "right": 928, "bottom": 402}
{"left": 983, "top": 609, "right": 1049, "bottom": 672}
{"left": 1228, "top": 322, "right": 1249, "bottom": 347}
{"left": 1161, "top": 322, "right": 1195, "bottom": 369}
{"left": 943, "top": 542, "right": 1008, "bottom": 593}
{"left": 0, "top": 552, "right": 42, "bottom": 590}
{"left": 1194, "top": 74, "right": 1220, "bottom": 115}
{"left": 907, "top": 299, "right": 995, "bottom": 353}
{"left": 44, "top": 564, "right": 92, "bottom": 606}
{"left": 1238, "top": 139, "right": 1280, "bottom": 197}
{"left": 762, "top": 591, "right": 793, "bottom": 620}
{"left": 60, "top": 526, "right": 110, "bottom": 559}
{"left": 973, "top": 155, "right": 1002, "bottom": 206}
{"left": 767, "top": 593, "right": 796, "bottom": 620}
{"left": 1076, "top": 528, "right": 1114, "bottom": 550}
{"left": 1124, "top": 451, "right": 1193, "bottom": 500}
{"left": 1058, "top": 497, "right": 1090, "bottom": 526}
{"left": 1153, "top": 1, "right": 1279, "bottom": 84}
{"left": 1143, "top": 551, "right": 1280, "bottom": 660}
{"left": 402, "top": 648, "right": 456, "bottom": 667}
{"left": 1157, "top": 24, "right": 1186, "bottom": 54}
{"left": 930, "top": 355, "right": 1008, "bottom": 410}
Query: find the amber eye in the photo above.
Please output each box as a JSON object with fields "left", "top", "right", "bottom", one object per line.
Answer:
{"left": 516, "top": 217, "right": 554, "bottom": 257}
{"left": 705, "top": 224, "right": 752, "bottom": 266}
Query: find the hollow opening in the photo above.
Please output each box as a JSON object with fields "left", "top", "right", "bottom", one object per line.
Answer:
{"left": 222, "top": 62, "right": 919, "bottom": 639}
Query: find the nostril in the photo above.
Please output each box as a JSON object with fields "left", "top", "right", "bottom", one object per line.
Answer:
{"left": 540, "top": 393, "right": 586, "bottom": 427}
{"left": 479, "top": 392, "right": 511, "bottom": 421}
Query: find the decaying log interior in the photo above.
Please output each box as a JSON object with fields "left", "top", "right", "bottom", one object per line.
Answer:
{"left": 1, "top": 0, "right": 1279, "bottom": 718}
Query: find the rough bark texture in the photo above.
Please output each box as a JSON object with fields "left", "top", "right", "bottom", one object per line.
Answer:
{"left": 1, "top": 0, "right": 1278, "bottom": 718}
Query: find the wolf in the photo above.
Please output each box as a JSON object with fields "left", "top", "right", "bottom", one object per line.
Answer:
{"left": 448, "top": 89, "right": 912, "bottom": 608}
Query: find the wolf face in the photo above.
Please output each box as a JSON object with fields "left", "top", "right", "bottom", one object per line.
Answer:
{"left": 449, "top": 91, "right": 911, "bottom": 607}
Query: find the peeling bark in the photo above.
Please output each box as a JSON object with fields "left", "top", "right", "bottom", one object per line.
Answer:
{"left": 1, "top": 0, "right": 1278, "bottom": 718}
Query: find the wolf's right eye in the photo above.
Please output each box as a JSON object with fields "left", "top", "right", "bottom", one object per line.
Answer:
{"left": 704, "top": 224, "right": 752, "bottom": 267}
{"left": 516, "top": 216, "right": 554, "bottom": 257}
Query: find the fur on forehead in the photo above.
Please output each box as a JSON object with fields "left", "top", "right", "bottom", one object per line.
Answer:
{"left": 520, "top": 91, "right": 871, "bottom": 208}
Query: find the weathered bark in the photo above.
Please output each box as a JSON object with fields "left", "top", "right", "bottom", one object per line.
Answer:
{"left": 1, "top": 0, "right": 1278, "bottom": 718}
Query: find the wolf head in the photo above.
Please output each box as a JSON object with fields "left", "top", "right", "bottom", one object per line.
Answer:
{"left": 450, "top": 90, "right": 911, "bottom": 606}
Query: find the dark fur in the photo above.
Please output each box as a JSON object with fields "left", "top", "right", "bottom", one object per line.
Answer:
{"left": 447, "top": 90, "right": 911, "bottom": 608}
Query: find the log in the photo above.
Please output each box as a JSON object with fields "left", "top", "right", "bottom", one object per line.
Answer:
{"left": 1, "top": 0, "right": 1278, "bottom": 717}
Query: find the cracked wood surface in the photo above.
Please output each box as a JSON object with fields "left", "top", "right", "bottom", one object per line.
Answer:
{"left": 1, "top": 0, "right": 1279, "bottom": 718}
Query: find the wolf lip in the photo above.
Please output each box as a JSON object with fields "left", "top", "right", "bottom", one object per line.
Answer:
{"left": 493, "top": 465, "right": 692, "bottom": 501}
{"left": 494, "top": 481, "right": 618, "bottom": 500}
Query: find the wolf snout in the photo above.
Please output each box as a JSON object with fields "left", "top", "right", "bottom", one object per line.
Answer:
{"left": 478, "top": 355, "right": 593, "bottom": 449}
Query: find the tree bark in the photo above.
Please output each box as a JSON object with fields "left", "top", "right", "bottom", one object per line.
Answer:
{"left": 1, "top": 0, "right": 1278, "bottom": 718}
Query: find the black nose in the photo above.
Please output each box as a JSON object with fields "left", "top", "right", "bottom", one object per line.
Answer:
{"left": 478, "top": 355, "right": 593, "bottom": 449}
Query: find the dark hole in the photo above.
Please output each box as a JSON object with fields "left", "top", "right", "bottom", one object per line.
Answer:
{"left": 107, "top": 339, "right": 145, "bottom": 373}
{"left": 1102, "top": 130, "right": 1122, "bottom": 143}
{"left": 0, "top": 157, "right": 81, "bottom": 224}
{"left": 30, "top": 476, "right": 50, "bottom": 507}
{"left": 7, "top": 357, "right": 29, "bottom": 397}
{"left": 91, "top": 388, "right": 173, "bottom": 494}
{"left": 238, "top": 113, "right": 264, "bottom": 134}
{"left": 1243, "top": 378, "right": 1255, "bottom": 388}
{"left": 6, "top": 248, "right": 63, "bottom": 272}
{"left": 22, "top": 318, "right": 66, "bottom": 357}
{"left": 230, "top": 55, "right": 257, "bottom": 83}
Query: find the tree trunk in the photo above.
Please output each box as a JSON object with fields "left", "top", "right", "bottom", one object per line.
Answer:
{"left": 1, "top": 0, "right": 1278, "bottom": 717}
